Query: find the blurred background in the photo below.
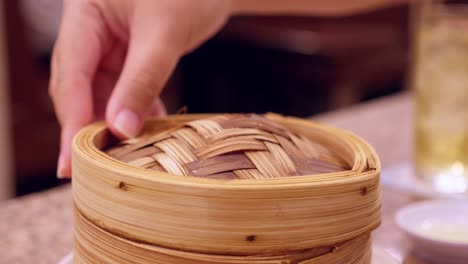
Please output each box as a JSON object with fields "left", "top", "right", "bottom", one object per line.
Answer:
{"left": 0, "top": 1, "right": 410, "bottom": 199}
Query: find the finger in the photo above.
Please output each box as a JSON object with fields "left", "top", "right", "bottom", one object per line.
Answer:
{"left": 106, "top": 17, "right": 180, "bottom": 139}
{"left": 148, "top": 97, "right": 167, "bottom": 117}
{"left": 93, "top": 42, "right": 127, "bottom": 120}
{"left": 50, "top": 1, "right": 111, "bottom": 178}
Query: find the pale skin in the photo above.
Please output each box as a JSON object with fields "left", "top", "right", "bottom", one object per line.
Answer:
{"left": 50, "top": 0, "right": 409, "bottom": 178}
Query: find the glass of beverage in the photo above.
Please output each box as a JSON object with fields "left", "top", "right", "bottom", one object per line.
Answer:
{"left": 412, "top": 0, "right": 468, "bottom": 193}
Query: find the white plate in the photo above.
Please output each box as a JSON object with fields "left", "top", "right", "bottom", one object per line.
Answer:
{"left": 396, "top": 200, "right": 468, "bottom": 264}
{"left": 58, "top": 252, "right": 72, "bottom": 264}
{"left": 372, "top": 245, "right": 400, "bottom": 264}
{"left": 59, "top": 245, "right": 398, "bottom": 264}
{"left": 381, "top": 162, "right": 467, "bottom": 199}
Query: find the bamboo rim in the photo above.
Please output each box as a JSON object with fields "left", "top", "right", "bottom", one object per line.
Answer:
{"left": 72, "top": 113, "right": 381, "bottom": 255}
{"left": 74, "top": 208, "right": 373, "bottom": 264}
{"left": 104, "top": 114, "right": 351, "bottom": 179}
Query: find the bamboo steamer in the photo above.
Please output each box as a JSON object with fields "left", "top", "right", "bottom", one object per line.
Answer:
{"left": 72, "top": 113, "right": 381, "bottom": 263}
{"left": 74, "top": 209, "right": 372, "bottom": 263}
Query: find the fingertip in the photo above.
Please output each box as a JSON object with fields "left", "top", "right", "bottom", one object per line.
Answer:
{"left": 111, "top": 109, "right": 142, "bottom": 139}
{"left": 57, "top": 151, "right": 71, "bottom": 179}
{"left": 58, "top": 122, "right": 89, "bottom": 179}
{"left": 148, "top": 97, "right": 167, "bottom": 117}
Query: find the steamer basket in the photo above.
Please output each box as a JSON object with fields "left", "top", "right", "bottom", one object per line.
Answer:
{"left": 74, "top": 209, "right": 373, "bottom": 264}
{"left": 72, "top": 113, "right": 381, "bottom": 257}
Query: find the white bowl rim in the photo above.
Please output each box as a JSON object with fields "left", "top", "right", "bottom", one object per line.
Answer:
{"left": 395, "top": 199, "right": 468, "bottom": 247}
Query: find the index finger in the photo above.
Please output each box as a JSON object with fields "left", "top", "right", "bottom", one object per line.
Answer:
{"left": 50, "top": 1, "right": 111, "bottom": 178}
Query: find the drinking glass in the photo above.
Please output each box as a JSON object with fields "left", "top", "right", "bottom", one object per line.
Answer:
{"left": 412, "top": 0, "right": 468, "bottom": 193}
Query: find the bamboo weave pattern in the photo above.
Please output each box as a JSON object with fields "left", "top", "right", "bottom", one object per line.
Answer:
{"left": 106, "top": 114, "right": 349, "bottom": 179}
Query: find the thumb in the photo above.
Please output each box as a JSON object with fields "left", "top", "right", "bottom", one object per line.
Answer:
{"left": 106, "top": 21, "right": 179, "bottom": 139}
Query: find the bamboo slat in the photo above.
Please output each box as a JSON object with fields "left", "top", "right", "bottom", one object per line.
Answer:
{"left": 72, "top": 113, "right": 381, "bottom": 262}
{"left": 74, "top": 209, "right": 372, "bottom": 264}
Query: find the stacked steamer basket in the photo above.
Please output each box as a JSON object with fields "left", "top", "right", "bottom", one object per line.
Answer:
{"left": 72, "top": 113, "right": 381, "bottom": 264}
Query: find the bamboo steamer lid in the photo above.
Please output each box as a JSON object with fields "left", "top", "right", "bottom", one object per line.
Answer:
{"left": 72, "top": 113, "right": 381, "bottom": 256}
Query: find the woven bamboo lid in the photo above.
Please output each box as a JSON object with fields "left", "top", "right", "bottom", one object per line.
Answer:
{"left": 72, "top": 113, "right": 381, "bottom": 255}
{"left": 105, "top": 114, "right": 349, "bottom": 179}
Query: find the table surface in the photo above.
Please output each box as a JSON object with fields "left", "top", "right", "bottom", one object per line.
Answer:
{"left": 0, "top": 92, "right": 428, "bottom": 264}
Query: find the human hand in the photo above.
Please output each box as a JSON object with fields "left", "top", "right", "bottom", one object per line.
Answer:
{"left": 49, "top": 0, "right": 411, "bottom": 179}
{"left": 50, "top": 0, "right": 233, "bottom": 178}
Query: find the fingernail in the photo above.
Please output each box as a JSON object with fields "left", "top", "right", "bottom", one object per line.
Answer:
{"left": 114, "top": 109, "right": 140, "bottom": 138}
{"left": 57, "top": 154, "right": 65, "bottom": 179}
